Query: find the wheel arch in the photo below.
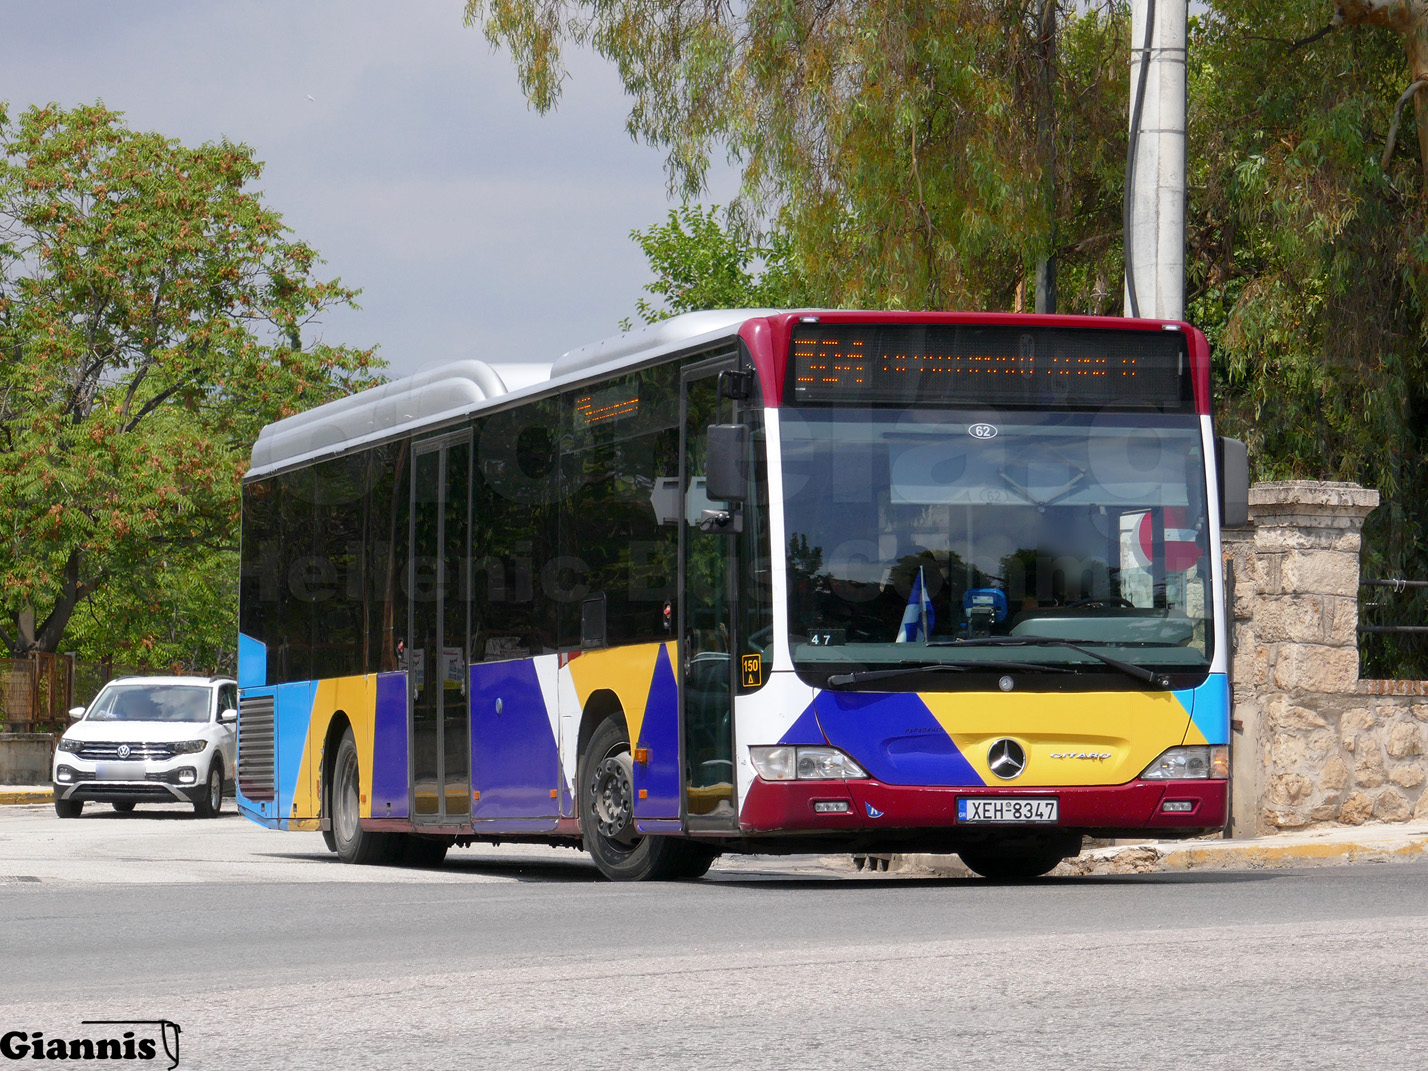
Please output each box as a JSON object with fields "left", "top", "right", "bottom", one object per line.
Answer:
{"left": 320, "top": 710, "right": 354, "bottom": 823}
{"left": 577, "top": 689, "right": 626, "bottom": 766}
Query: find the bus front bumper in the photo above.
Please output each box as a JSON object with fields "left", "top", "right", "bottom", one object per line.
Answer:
{"left": 739, "top": 777, "right": 1227, "bottom": 838}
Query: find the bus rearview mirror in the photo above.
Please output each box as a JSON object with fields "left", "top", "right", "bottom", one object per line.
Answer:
{"left": 705, "top": 424, "right": 748, "bottom": 503}
{"left": 1218, "top": 436, "right": 1249, "bottom": 528}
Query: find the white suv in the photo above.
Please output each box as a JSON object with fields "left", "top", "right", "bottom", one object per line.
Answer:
{"left": 52, "top": 676, "right": 238, "bottom": 818}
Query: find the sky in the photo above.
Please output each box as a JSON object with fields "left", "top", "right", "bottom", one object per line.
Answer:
{"left": 0, "top": 0, "right": 734, "bottom": 379}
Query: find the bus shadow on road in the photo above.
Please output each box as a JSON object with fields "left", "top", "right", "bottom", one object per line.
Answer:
{"left": 701, "top": 868, "right": 1290, "bottom": 890}
{"left": 246, "top": 849, "right": 606, "bottom": 882}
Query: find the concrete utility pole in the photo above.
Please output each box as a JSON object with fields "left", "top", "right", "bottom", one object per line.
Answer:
{"left": 1124, "top": 0, "right": 1187, "bottom": 321}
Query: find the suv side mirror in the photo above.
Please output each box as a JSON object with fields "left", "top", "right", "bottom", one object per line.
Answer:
{"left": 218, "top": 707, "right": 238, "bottom": 724}
{"left": 1217, "top": 436, "right": 1249, "bottom": 528}
{"left": 68, "top": 705, "right": 85, "bottom": 721}
{"left": 705, "top": 424, "right": 748, "bottom": 503}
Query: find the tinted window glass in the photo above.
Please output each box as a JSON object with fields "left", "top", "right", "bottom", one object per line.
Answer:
{"left": 474, "top": 401, "right": 561, "bottom": 659}
{"left": 312, "top": 454, "right": 368, "bottom": 678}
{"left": 239, "top": 477, "right": 282, "bottom": 665}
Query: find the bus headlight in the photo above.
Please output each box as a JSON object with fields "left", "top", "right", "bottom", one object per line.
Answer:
{"left": 1140, "top": 745, "right": 1229, "bottom": 780}
{"left": 750, "top": 746, "right": 868, "bottom": 781}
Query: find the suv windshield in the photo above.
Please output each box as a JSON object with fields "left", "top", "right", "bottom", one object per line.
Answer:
{"left": 87, "top": 685, "right": 212, "bottom": 723}
{"left": 779, "top": 408, "right": 1213, "bottom": 687}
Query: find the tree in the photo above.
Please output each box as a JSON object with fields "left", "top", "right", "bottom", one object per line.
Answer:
{"left": 0, "top": 102, "right": 379, "bottom": 658}
{"left": 1332, "top": 2, "right": 1428, "bottom": 184}
{"left": 1189, "top": 4, "right": 1428, "bottom": 673}
{"left": 467, "top": 1, "right": 1134, "bottom": 314}
{"left": 626, "top": 204, "right": 805, "bottom": 324}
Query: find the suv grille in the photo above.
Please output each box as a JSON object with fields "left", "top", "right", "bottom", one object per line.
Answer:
{"left": 238, "top": 694, "right": 276, "bottom": 801}
{"left": 73, "top": 741, "right": 180, "bottom": 761}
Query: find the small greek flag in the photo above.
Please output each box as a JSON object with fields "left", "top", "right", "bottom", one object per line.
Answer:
{"left": 895, "top": 565, "right": 935, "bottom": 642}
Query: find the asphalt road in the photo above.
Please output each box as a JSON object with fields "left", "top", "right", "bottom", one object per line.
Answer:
{"left": 2, "top": 801, "right": 1425, "bottom": 1070}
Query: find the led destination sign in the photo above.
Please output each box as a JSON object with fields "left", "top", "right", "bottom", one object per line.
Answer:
{"left": 789, "top": 323, "right": 1192, "bottom": 409}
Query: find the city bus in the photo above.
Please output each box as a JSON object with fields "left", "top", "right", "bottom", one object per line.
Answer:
{"left": 236, "top": 309, "right": 1249, "bottom": 880}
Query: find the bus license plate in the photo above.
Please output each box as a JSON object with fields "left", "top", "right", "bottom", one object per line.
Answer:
{"left": 957, "top": 798, "right": 1058, "bottom": 824}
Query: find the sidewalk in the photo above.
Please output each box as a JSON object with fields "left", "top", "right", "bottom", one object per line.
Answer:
{"left": 0, "top": 784, "right": 52, "bottom": 805}
{"left": 900, "top": 820, "right": 1428, "bottom": 877}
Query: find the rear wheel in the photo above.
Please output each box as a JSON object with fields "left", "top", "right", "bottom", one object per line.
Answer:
{"left": 54, "top": 797, "right": 83, "bottom": 819}
{"left": 957, "top": 833, "right": 1081, "bottom": 881}
{"left": 112, "top": 802, "right": 136, "bottom": 814}
{"left": 579, "top": 716, "right": 713, "bottom": 882}
{"left": 331, "top": 728, "right": 397, "bottom": 865}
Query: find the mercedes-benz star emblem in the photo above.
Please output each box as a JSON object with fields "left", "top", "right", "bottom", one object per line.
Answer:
{"left": 987, "top": 738, "right": 1026, "bottom": 779}
{"left": 117, "top": 744, "right": 131, "bottom": 759}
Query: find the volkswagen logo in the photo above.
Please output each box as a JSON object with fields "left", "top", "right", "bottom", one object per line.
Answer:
{"left": 117, "top": 744, "right": 131, "bottom": 759}
{"left": 987, "top": 738, "right": 1026, "bottom": 779}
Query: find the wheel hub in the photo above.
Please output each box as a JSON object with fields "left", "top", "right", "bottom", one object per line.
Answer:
{"left": 336, "top": 754, "right": 359, "bottom": 846}
{"left": 591, "top": 755, "right": 635, "bottom": 843}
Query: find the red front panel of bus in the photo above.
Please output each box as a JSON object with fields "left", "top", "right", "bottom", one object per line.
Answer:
{"left": 739, "top": 776, "right": 1227, "bottom": 834}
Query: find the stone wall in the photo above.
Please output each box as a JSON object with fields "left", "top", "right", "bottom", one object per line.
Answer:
{"left": 0, "top": 732, "right": 53, "bottom": 784}
{"left": 1228, "top": 481, "right": 1428, "bottom": 834}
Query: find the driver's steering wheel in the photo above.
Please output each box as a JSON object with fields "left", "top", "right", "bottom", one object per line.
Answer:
{"left": 1065, "top": 596, "right": 1135, "bottom": 610}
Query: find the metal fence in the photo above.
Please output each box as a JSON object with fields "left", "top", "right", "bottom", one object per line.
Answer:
{"left": 0, "top": 654, "right": 162, "bottom": 732}
{"left": 1359, "top": 578, "right": 1428, "bottom": 679}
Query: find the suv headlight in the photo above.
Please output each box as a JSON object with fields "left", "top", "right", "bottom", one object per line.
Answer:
{"left": 749, "top": 746, "right": 868, "bottom": 781}
{"left": 1140, "top": 745, "right": 1229, "bottom": 780}
{"left": 56, "top": 736, "right": 83, "bottom": 753}
{"left": 171, "top": 740, "right": 208, "bottom": 755}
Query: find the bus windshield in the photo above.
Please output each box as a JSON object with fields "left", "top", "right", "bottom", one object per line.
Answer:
{"left": 779, "top": 408, "right": 1213, "bottom": 687}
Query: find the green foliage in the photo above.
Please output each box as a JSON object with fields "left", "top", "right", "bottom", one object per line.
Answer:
{"left": 1185, "top": 5, "right": 1428, "bottom": 673}
{"left": 628, "top": 204, "right": 806, "bottom": 324}
{"left": 0, "top": 102, "right": 381, "bottom": 659}
{"left": 468, "top": 1, "right": 1133, "bottom": 312}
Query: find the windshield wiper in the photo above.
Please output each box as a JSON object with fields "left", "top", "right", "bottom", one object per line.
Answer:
{"left": 825, "top": 659, "right": 1072, "bottom": 688}
{"left": 928, "top": 637, "right": 1173, "bottom": 689}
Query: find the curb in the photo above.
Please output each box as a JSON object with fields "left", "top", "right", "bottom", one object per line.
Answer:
{"left": 899, "top": 826, "right": 1428, "bottom": 877}
{"left": 0, "top": 789, "right": 53, "bottom": 805}
{"left": 1065, "top": 833, "right": 1428, "bottom": 875}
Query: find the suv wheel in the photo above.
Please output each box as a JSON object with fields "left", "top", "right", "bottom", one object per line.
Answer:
{"left": 193, "top": 762, "right": 223, "bottom": 819}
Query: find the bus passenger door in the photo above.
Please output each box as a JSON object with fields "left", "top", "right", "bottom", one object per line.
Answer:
{"left": 680, "top": 359, "right": 739, "bottom": 832}
{"left": 409, "top": 435, "right": 472, "bottom": 826}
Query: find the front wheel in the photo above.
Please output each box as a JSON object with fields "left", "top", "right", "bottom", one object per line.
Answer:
{"left": 579, "top": 716, "right": 714, "bottom": 882}
{"left": 331, "top": 728, "right": 397, "bottom": 865}
{"left": 957, "top": 833, "right": 1082, "bottom": 881}
{"left": 112, "top": 802, "right": 136, "bottom": 814}
{"left": 193, "top": 763, "right": 223, "bottom": 818}
{"left": 55, "top": 797, "right": 83, "bottom": 819}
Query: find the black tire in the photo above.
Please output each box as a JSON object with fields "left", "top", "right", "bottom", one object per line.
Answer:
{"left": 54, "top": 797, "right": 83, "bottom": 818}
{"left": 957, "top": 834, "right": 1081, "bottom": 881}
{"left": 193, "top": 762, "right": 223, "bottom": 818}
{"left": 321, "top": 826, "right": 337, "bottom": 853}
{"left": 112, "top": 802, "right": 136, "bottom": 814}
{"left": 579, "top": 716, "right": 712, "bottom": 882}
{"left": 331, "top": 727, "right": 398, "bottom": 865}
{"left": 396, "top": 834, "right": 450, "bottom": 868}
